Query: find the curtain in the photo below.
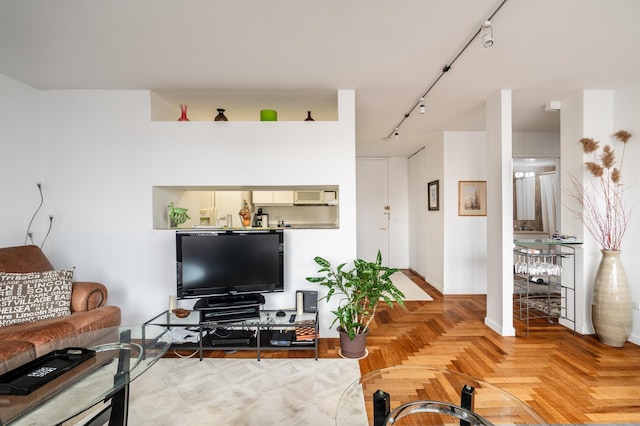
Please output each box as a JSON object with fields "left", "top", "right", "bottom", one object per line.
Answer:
{"left": 515, "top": 177, "right": 535, "bottom": 220}
{"left": 538, "top": 172, "right": 557, "bottom": 233}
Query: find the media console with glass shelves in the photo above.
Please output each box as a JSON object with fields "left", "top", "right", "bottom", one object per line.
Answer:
{"left": 151, "top": 227, "right": 319, "bottom": 360}
{"left": 145, "top": 299, "right": 319, "bottom": 361}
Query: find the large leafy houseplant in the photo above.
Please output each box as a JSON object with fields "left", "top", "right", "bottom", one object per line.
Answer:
{"left": 306, "top": 250, "right": 405, "bottom": 341}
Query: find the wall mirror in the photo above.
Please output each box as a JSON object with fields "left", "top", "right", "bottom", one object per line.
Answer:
{"left": 512, "top": 158, "right": 559, "bottom": 237}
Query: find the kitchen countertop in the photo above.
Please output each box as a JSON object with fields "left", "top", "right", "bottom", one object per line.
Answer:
{"left": 285, "top": 224, "right": 338, "bottom": 229}
{"left": 189, "top": 224, "right": 338, "bottom": 230}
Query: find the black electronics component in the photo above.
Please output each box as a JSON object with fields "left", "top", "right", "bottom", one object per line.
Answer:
{"left": 199, "top": 304, "right": 261, "bottom": 323}
{"left": 289, "top": 314, "right": 296, "bottom": 323}
{"left": 373, "top": 389, "right": 390, "bottom": 426}
{"left": 297, "top": 290, "right": 318, "bottom": 312}
{"left": 209, "top": 330, "right": 253, "bottom": 346}
{"left": 0, "top": 347, "right": 96, "bottom": 395}
{"left": 276, "top": 310, "right": 286, "bottom": 317}
{"left": 270, "top": 331, "right": 293, "bottom": 346}
{"left": 176, "top": 229, "right": 284, "bottom": 300}
{"left": 210, "top": 338, "right": 250, "bottom": 346}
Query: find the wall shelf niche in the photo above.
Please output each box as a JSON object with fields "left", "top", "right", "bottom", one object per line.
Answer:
{"left": 150, "top": 89, "right": 338, "bottom": 122}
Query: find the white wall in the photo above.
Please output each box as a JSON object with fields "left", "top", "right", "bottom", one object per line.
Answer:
{"left": 7, "top": 88, "right": 357, "bottom": 338}
{"left": 613, "top": 81, "right": 640, "bottom": 344}
{"left": 512, "top": 132, "right": 560, "bottom": 158}
{"left": 412, "top": 130, "right": 557, "bottom": 298}
{"left": 0, "top": 75, "right": 42, "bottom": 246}
{"left": 443, "top": 132, "right": 487, "bottom": 294}
{"left": 408, "top": 148, "right": 427, "bottom": 278}
{"left": 414, "top": 133, "right": 445, "bottom": 290}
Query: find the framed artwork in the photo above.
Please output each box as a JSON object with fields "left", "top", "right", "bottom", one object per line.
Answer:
{"left": 458, "top": 181, "right": 487, "bottom": 216}
{"left": 428, "top": 180, "right": 439, "bottom": 211}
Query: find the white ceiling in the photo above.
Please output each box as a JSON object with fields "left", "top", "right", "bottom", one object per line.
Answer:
{"left": 1, "top": 0, "right": 639, "bottom": 158}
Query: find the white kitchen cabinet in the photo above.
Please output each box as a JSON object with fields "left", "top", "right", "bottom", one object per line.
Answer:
{"left": 273, "top": 191, "right": 294, "bottom": 204}
{"left": 253, "top": 191, "right": 294, "bottom": 206}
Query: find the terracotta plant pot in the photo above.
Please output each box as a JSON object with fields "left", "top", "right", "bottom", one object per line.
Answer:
{"left": 337, "top": 326, "right": 369, "bottom": 359}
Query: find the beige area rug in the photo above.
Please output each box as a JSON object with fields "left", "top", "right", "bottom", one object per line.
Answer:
{"left": 128, "top": 358, "right": 365, "bottom": 426}
{"left": 386, "top": 272, "right": 433, "bottom": 301}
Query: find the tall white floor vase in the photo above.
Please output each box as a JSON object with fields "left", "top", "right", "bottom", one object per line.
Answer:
{"left": 592, "top": 250, "right": 632, "bottom": 347}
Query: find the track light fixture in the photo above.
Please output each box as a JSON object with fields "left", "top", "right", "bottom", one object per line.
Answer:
{"left": 481, "top": 20, "right": 494, "bottom": 49}
{"left": 383, "top": 0, "right": 508, "bottom": 142}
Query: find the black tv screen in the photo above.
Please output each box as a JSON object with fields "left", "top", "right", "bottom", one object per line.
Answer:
{"left": 176, "top": 229, "right": 284, "bottom": 299}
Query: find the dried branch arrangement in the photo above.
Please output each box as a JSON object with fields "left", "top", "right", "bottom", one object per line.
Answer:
{"left": 567, "top": 130, "right": 632, "bottom": 251}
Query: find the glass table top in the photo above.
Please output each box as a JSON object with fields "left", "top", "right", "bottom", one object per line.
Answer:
{"left": 0, "top": 324, "right": 171, "bottom": 425}
{"left": 336, "top": 366, "right": 547, "bottom": 425}
{"left": 146, "top": 309, "right": 317, "bottom": 327}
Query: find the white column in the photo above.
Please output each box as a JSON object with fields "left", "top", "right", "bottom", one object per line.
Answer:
{"left": 484, "top": 90, "right": 516, "bottom": 336}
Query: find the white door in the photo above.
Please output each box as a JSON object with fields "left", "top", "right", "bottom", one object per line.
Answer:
{"left": 356, "top": 159, "right": 390, "bottom": 263}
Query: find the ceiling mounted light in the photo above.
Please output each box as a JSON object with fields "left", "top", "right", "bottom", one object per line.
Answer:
{"left": 419, "top": 98, "right": 426, "bottom": 114}
{"left": 394, "top": 129, "right": 399, "bottom": 140}
{"left": 481, "top": 20, "right": 494, "bottom": 49}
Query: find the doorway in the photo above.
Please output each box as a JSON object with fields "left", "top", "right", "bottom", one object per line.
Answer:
{"left": 356, "top": 159, "right": 390, "bottom": 263}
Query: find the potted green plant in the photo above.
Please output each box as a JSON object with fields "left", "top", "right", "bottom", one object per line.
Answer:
{"left": 168, "top": 202, "right": 190, "bottom": 228}
{"left": 306, "top": 250, "right": 404, "bottom": 358}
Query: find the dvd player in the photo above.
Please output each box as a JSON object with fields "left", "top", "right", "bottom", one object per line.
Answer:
{"left": 200, "top": 307, "right": 260, "bottom": 323}
{"left": 210, "top": 338, "right": 250, "bottom": 346}
{"left": 209, "top": 330, "right": 253, "bottom": 346}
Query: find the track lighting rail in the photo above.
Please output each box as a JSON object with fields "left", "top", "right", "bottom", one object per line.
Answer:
{"left": 384, "top": 0, "right": 509, "bottom": 141}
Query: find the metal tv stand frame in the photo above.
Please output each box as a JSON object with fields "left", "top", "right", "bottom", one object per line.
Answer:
{"left": 145, "top": 304, "right": 319, "bottom": 361}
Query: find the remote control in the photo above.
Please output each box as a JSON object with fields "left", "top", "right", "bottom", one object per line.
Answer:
{"left": 289, "top": 314, "right": 296, "bottom": 323}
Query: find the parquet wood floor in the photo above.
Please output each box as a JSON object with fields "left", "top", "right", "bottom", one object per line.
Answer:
{"left": 187, "top": 270, "right": 640, "bottom": 424}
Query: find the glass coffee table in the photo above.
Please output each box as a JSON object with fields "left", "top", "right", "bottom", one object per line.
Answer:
{"left": 0, "top": 325, "right": 171, "bottom": 426}
{"left": 336, "top": 366, "right": 547, "bottom": 425}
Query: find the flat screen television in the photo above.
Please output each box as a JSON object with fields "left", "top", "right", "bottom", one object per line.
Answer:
{"left": 176, "top": 229, "right": 284, "bottom": 300}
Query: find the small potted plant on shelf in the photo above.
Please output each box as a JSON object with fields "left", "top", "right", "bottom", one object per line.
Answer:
{"left": 168, "top": 202, "right": 190, "bottom": 228}
{"left": 306, "top": 250, "right": 405, "bottom": 358}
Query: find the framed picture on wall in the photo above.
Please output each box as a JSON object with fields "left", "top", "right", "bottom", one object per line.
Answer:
{"left": 428, "top": 180, "right": 439, "bottom": 211}
{"left": 458, "top": 181, "right": 487, "bottom": 216}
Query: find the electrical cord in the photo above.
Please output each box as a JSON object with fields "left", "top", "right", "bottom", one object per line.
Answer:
{"left": 173, "top": 349, "right": 199, "bottom": 358}
{"left": 23, "top": 183, "right": 54, "bottom": 248}
{"left": 41, "top": 215, "right": 53, "bottom": 248}
{"left": 24, "top": 183, "right": 43, "bottom": 245}
{"left": 210, "top": 327, "right": 256, "bottom": 339}
{"left": 210, "top": 328, "right": 234, "bottom": 338}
